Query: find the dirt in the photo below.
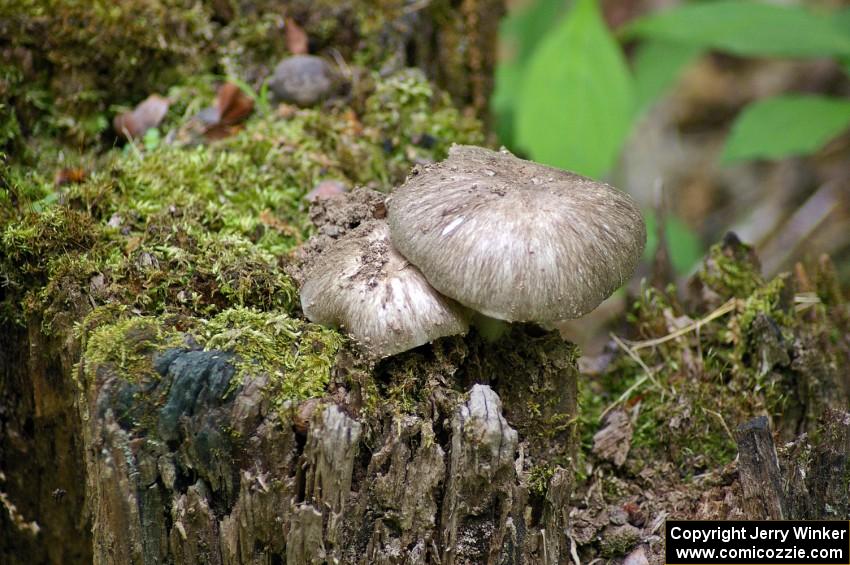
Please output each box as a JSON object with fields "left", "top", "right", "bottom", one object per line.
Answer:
{"left": 290, "top": 188, "right": 388, "bottom": 284}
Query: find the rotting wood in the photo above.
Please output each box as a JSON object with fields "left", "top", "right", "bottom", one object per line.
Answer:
{"left": 735, "top": 416, "right": 785, "bottom": 520}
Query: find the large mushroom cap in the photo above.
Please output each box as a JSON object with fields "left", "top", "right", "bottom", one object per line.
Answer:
{"left": 386, "top": 145, "right": 646, "bottom": 322}
{"left": 300, "top": 220, "right": 469, "bottom": 357}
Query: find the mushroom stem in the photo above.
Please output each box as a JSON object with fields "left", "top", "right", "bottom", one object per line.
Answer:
{"left": 472, "top": 313, "right": 509, "bottom": 342}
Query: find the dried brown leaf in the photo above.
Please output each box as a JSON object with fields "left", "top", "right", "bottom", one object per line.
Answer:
{"left": 285, "top": 17, "right": 309, "bottom": 55}
{"left": 113, "top": 94, "right": 169, "bottom": 139}
{"left": 216, "top": 82, "right": 254, "bottom": 126}
{"left": 201, "top": 82, "right": 254, "bottom": 140}
{"left": 54, "top": 168, "right": 87, "bottom": 187}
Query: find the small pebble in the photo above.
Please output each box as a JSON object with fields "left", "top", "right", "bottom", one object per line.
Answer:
{"left": 305, "top": 180, "right": 348, "bottom": 202}
{"left": 269, "top": 55, "right": 335, "bottom": 107}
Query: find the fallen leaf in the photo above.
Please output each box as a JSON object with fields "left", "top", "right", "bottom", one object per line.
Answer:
{"left": 203, "top": 82, "right": 254, "bottom": 140}
{"left": 113, "top": 94, "right": 169, "bottom": 139}
{"left": 54, "top": 167, "right": 87, "bottom": 186}
{"left": 285, "top": 17, "right": 309, "bottom": 55}
{"left": 216, "top": 82, "right": 254, "bottom": 125}
{"left": 592, "top": 409, "right": 633, "bottom": 467}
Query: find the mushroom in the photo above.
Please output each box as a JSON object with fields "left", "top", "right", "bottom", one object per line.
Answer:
{"left": 299, "top": 219, "right": 469, "bottom": 357}
{"left": 386, "top": 145, "right": 646, "bottom": 325}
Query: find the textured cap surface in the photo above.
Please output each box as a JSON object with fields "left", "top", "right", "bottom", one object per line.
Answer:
{"left": 300, "top": 220, "right": 469, "bottom": 357}
{"left": 387, "top": 145, "right": 646, "bottom": 322}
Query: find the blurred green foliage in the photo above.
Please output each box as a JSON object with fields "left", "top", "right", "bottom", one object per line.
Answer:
{"left": 643, "top": 211, "right": 703, "bottom": 275}
{"left": 723, "top": 95, "right": 850, "bottom": 162}
{"left": 631, "top": 40, "right": 701, "bottom": 114}
{"left": 516, "top": 0, "right": 633, "bottom": 179}
{"left": 494, "top": 0, "right": 850, "bottom": 273}
{"left": 622, "top": 1, "right": 850, "bottom": 58}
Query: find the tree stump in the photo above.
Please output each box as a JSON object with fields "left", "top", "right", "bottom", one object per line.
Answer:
{"left": 77, "top": 325, "right": 578, "bottom": 564}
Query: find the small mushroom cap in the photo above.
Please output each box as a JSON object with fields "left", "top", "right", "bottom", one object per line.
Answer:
{"left": 300, "top": 220, "right": 469, "bottom": 357}
{"left": 387, "top": 145, "right": 646, "bottom": 322}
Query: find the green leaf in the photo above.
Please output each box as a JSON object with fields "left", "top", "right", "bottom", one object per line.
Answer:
{"left": 502, "top": 0, "right": 570, "bottom": 64}
{"left": 644, "top": 211, "right": 703, "bottom": 275}
{"left": 492, "top": 63, "right": 524, "bottom": 147}
{"left": 835, "top": 7, "right": 850, "bottom": 34}
{"left": 516, "top": 0, "right": 634, "bottom": 179}
{"left": 492, "top": 0, "right": 570, "bottom": 146}
{"left": 633, "top": 40, "right": 702, "bottom": 114}
{"left": 622, "top": 1, "right": 850, "bottom": 58}
{"left": 722, "top": 95, "right": 850, "bottom": 163}
{"left": 837, "top": 7, "right": 850, "bottom": 75}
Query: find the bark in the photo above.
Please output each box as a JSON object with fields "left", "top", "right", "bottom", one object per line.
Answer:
{"left": 734, "top": 416, "right": 784, "bottom": 519}
{"left": 780, "top": 409, "right": 850, "bottom": 520}
{"left": 0, "top": 321, "right": 91, "bottom": 564}
{"left": 736, "top": 410, "right": 850, "bottom": 520}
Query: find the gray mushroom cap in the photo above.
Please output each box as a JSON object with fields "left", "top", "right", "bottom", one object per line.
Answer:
{"left": 300, "top": 220, "right": 469, "bottom": 357}
{"left": 386, "top": 145, "right": 646, "bottom": 323}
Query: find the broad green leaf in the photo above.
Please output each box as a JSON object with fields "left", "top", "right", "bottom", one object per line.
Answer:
{"left": 492, "top": 0, "right": 570, "bottom": 146}
{"left": 837, "top": 7, "right": 850, "bottom": 75}
{"left": 516, "top": 0, "right": 634, "bottom": 179}
{"left": 644, "top": 211, "right": 703, "bottom": 275}
{"left": 622, "top": 1, "right": 850, "bottom": 58}
{"left": 632, "top": 40, "right": 702, "bottom": 114}
{"left": 836, "top": 7, "right": 850, "bottom": 34}
{"left": 492, "top": 63, "right": 523, "bottom": 146}
{"left": 502, "top": 0, "right": 570, "bottom": 64}
{"left": 722, "top": 95, "right": 850, "bottom": 163}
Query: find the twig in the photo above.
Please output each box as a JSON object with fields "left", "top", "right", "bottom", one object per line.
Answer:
{"left": 611, "top": 334, "right": 662, "bottom": 391}
{"left": 704, "top": 408, "right": 735, "bottom": 442}
{"left": 599, "top": 374, "right": 649, "bottom": 422}
{"left": 794, "top": 292, "right": 821, "bottom": 312}
{"left": 600, "top": 334, "right": 665, "bottom": 420}
{"left": 623, "top": 298, "right": 737, "bottom": 351}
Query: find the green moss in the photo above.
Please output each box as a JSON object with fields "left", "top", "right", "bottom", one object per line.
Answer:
{"left": 1, "top": 206, "right": 98, "bottom": 274}
{"left": 76, "top": 304, "right": 342, "bottom": 406}
{"left": 1, "top": 0, "right": 215, "bottom": 147}
{"left": 0, "top": 0, "right": 478, "bottom": 156}
{"left": 740, "top": 274, "right": 792, "bottom": 332}
{"left": 198, "top": 307, "right": 344, "bottom": 404}
{"left": 599, "top": 524, "right": 640, "bottom": 558}
{"left": 527, "top": 464, "right": 555, "bottom": 497}
{"left": 699, "top": 240, "right": 763, "bottom": 299}
{"left": 585, "top": 261, "right": 802, "bottom": 475}
{"left": 81, "top": 314, "right": 182, "bottom": 384}
{"left": 2, "top": 34, "right": 484, "bottom": 410}
{"left": 362, "top": 69, "right": 484, "bottom": 179}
